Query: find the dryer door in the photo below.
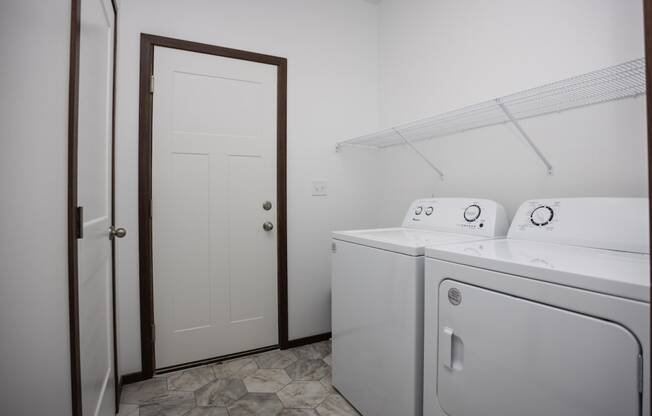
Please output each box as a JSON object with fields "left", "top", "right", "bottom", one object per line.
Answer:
{"left": 437, "top": 279, "right": 641, "bottom": 416}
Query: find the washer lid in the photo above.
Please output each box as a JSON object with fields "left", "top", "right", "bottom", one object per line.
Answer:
{"left": 332, "top": 228, "right": 488, "bottom": 256}
{"left": 426, "top": 239, "right": 650, "bottom": 302}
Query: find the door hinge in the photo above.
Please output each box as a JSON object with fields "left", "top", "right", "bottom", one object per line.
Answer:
{"left": 638, "top": 354, "right": 644, "bottom": 393}
{"left": 76, "top": 206, "right": 84, "bottom": 239}
{"left": 151, "top": 323, "right": 156, "bottom": 343}
{"left": 331, "top": 242, "right": 337, "bottom": 253}
{"left": 149, "top": 75, "right": 155, "bottom": 94}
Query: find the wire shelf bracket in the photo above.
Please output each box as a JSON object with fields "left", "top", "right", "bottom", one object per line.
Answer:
{"left": 393, "top": 128, "right": 445, "bottom": 180}
{"left": 495, "top": 99, "right": 553, "bottom": 175}
{"left": 335, "top": 58, "right": 646, "bottom": 178}
{"left": 335, "top": 142, "right": 379, "bottom": 152}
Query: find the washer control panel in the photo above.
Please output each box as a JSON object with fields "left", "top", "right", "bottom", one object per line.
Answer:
{"left": 403, "top": 198, "right": 508, "bottom": 237}
{"left": 508, "top": 198, "right": 649, "bottom": 254}
{"left": 530, "top": 205, "right": 554, "bottom": 226}
{"left": 463, "top": 204, "right": 482, "bottom": 222}
{"left": 511, "top": 200, "right": 560, "bottom": 233}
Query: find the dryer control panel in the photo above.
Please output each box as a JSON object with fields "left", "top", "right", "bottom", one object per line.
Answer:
{"left": 402, "top": 198, "right": 509, "bottom": 237}
{"left": 508, "top": 198, "right": 649, "bottom": 254}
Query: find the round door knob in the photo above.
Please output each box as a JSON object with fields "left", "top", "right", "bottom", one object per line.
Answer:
{"left": 263, "top": 222, "right": 274, "bottom": 231}
{"left": 109, "top": 226, "right": 127, "bottom": 239}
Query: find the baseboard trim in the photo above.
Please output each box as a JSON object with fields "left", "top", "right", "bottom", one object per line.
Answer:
{"left": 120, "top": 371, "right": 149, "bottom": 386}
{"left": 155, "top": 344, "right": 279, "bottom": 375}
{"left": 284, "top": 332, "right": 331, "bottom": 349}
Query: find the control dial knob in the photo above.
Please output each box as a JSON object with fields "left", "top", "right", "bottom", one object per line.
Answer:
{"left": 463, "top": 204, "right": 481, "bottom": 222}
{"left": 414, "top": 206, "right": 423, "bottom": 215}
{"left": 530, "top": 206, "right": 554, "bottom": 226}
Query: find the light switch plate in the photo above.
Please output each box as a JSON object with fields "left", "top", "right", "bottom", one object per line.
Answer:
{"left": 312, "top": 180, "right": 328, "bottom": 196}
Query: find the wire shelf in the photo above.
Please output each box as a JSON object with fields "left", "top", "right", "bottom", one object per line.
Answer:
{"left": 337, "top": 58, "right": 646, "bottom": 151}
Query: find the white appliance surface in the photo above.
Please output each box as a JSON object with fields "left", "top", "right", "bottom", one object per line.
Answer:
{"left": 508, "top": 197, "right": 649, "bottom": 253}
{"left": 332, "top": 239, "right": 424, "bottom": 416}
{"left": 333, "top": 197, "right": 509, "bottom": 255}
{"left": 427, "top": 238, "right": 649, "bottom": 301}
{"left": 399, "top": 197, "right": 509, "bottom": 237}
{"left": 426, "top": 197, "right": 650, "bottom": 301}
{"left": 333, "top": 228, "right": 482, "bottom": 256}
{"left": 437, "top": 278, "right": 641, "bottom": 416}
{"left": 423, "top": 197, "right": 650, "bottom": 416}
{"left": 332, "top": 198, "right": 508, "bottom": 416}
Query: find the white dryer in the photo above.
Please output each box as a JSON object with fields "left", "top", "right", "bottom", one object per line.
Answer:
{"left": 331, "top": 198, "right": 508, "bottom": 416}
{"left": 423, "top": 198, "right": 650, "bottom": 416}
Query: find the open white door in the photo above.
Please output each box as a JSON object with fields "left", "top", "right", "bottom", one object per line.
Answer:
{"left": 151, "top": 46, "right": 279, "bottom": 369}
{"left": 76, "top": 0, "right": 117, "bottom": 414}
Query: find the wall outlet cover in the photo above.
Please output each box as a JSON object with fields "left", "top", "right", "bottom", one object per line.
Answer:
{"left": 312, "top": 180, "right": 328, "bottom": 196}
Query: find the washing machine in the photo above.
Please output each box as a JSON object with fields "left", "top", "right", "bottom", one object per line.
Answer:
{"left": 331, "top": 198, "right": 508, "bottom": 416}
{"left": 423, "top": 198, "right": 650, "bottom": 416}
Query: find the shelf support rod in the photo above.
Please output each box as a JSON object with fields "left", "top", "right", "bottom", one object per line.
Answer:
{"left": 496, "top": 99, "right": 553, "bottom": 175}
{"left": 335, "top": 142, "right": 379, "bottom": 152}
{"left": 392, "top": 128, "right": 444, "bottom": 180}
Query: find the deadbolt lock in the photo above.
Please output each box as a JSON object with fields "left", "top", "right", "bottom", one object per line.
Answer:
{"left": 263, "top": 201, "right": 272, "bottom": 211}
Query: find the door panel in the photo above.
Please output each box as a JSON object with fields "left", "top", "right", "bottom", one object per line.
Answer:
{"left": 172, "top": 71, "right": 265, "bottom": 137}
{"left": 227, "top": 155, "right": 270, "bottom": 323}
{"left": 437, "top": 279, "right": 641, "bottom": 416}
{"left": 153, "top": 47, "right": 278, "bottom": 368}
{"left": 168, "top": 152, "right": 211, "bottom": 332}
{"left": 77, "top": 0, "right": 115, "bottom": 414}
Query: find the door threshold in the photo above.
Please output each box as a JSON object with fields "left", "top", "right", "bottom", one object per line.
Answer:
{"left": 155, "top": 344, "right": 278, "bottom": 375}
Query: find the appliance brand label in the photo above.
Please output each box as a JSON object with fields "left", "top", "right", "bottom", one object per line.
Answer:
{"left": 448, "top": 288, "right": 462, "bottom": 306}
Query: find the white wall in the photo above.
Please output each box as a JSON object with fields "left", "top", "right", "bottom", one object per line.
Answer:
{"left": 116, "top": 0, "right": 649, "bottom": 376}
{"left": 115, "top": 0, "right": 381, "bottom": 374}
{"left": 0, "top": 1, "right": 73, "bottom": 415}
{"left": 375, "top": 0, "right": 648, "bottom": 222}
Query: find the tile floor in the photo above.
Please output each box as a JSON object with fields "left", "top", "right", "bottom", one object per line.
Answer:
{"left": 118, "top": 340, "right": 361, "bottom": 416}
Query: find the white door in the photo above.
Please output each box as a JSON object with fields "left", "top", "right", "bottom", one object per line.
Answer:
{"left": 77, "top": 0, "right": 116, "bottom": 414}
{"left": 152, "top": 46, "right": 279, "bottom": 369}
{"left": 437, "top": 279, "right": 641, "bottom": 416}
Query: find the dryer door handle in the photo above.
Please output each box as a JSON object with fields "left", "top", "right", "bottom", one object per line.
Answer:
{"left": 442, "top": 327, "right": 464, "bottom": 371}
{"left": 442, "top": 327, "right": 455, "bottom": 369}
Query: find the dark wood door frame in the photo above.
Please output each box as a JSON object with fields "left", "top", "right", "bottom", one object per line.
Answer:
{"left": 67, "top": 2, "right": 82, "bottom": 413}
{"left": 68, "top": 0, "right": 119, "bottom": 414}
{"left": 644, "top": 0, "right": 652, "bottom": 405}
{"left": 137, "top": 34, "right": 289, "bottom": 378}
